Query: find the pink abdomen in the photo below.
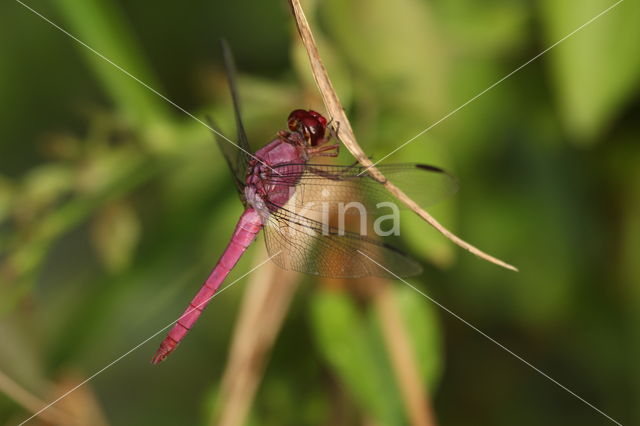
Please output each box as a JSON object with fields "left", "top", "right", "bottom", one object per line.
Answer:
{"left": 152, "top": 208, "right": 262, "bottom": 364}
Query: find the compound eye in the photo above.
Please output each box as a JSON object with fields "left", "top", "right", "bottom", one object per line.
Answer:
{"left": 308, "top": 110, "right": 328, "bottom": 127}
{"left": 288, "top": 109, "right": 306, "bottom": 122}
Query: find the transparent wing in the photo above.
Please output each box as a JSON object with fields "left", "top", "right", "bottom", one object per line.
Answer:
{"left": 264, "top": 163, "right": 458, "bottom": 216}
{"left": 221, "top": 39, "right": 251, "bottom": 173}
{"left": 206, "top": 117, "right": 246, "bottom": 196}
{"left": 263, "top": 202, "right": 422, "bottom": 278}
{"left": 208, "top": 40, "right": 251, "bottom": 197}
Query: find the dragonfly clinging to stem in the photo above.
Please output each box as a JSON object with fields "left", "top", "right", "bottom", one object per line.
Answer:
{"left": 151, "top": 41, "right": 457, "bottom": 364}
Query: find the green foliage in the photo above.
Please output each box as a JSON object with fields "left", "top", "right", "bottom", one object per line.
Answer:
{"left": 311, "top": 288, "right": 406, "bottom": 425}
{"left": 1, "top": 0, "right": 639, "bottom": 425}
{"left": 54, "top": 0, "right": 170, "bottom": 131}
{"left": 541, "top": 0, "right": 640, "bottom": 143}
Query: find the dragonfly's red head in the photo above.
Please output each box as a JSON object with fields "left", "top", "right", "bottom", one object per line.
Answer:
{"left": 287, "top": 109, "right": 328, "bottom": 146}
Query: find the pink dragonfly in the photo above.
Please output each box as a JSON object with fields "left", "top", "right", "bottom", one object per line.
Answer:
{"left": 151, "top": 43, "right": 457, "bottom": 364}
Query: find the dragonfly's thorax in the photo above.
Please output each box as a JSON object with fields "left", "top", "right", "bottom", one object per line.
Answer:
{"left": 244, "top": 137, "right": 308, "bottom": 218}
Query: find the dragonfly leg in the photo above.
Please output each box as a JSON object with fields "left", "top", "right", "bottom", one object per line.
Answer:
{"left": 277, "top": 129, "right": 291, "bottom": 143}
{"left": 308, "top": 143, "right": 340, "bottom": 157}
{"left": 311, "top": 152, "right": 339, "bottom": 158}
{"left": 328, "top": 120, "right": 340, "bottom": 141}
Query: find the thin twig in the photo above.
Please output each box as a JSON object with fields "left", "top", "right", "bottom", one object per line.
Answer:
{"left": 288, "top": 0, "right": 517, "bottom": 272}
{"left": 54, "top": 372, "right": 110, "bottom": 426}
{"left": 372, "top": 281, "right": 437, "bottom": 426}
{"left": 0, "top": 370, "right": 76, "bottom": 425}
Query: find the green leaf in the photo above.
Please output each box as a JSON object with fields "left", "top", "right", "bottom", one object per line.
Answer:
{"left": 53, "top": 0, "right": 170, "bottom": 132}
{"left": 310, "top": 289, "right": 405, "bottom": 425}
{"left": 323, "top": 0, "right": 449, "bottom": 119}
{"left": 291, "top": 0, "right": 353, "bottom": 112}
{"left": 541, "top": 0, "right": 640, "bottom": 144}
{"left": 434, "top": 0, "right": 529, "bottom": 56}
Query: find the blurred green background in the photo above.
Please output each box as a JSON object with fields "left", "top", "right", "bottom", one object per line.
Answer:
{"left": 1, "top": 0, "right": 639, "bottom": 425}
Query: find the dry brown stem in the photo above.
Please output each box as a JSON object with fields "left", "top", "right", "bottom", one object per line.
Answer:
{"left": 0, "top": 369, "right": 76, "bottom": 426}
{"left": 288, "top": 0, "right": 517, "bottom": 272}
{"left": 372, "top": 281, "right": 437, "bottom": 426}
{"left": 54, "top": 371, "right": 110, "bottom": 426}
{"left": 213, "top": 247, "right": 300, "bottom": 426}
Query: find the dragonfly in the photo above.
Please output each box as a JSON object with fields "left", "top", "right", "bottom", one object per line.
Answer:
{"left": 151, "top": 43, "right": 457, "bottom": 364}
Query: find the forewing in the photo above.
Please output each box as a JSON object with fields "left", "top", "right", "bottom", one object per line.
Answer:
{"left": 263, "top": 203, "right": 422, "bottom": 278}
{"left": 207, "top": 41, "right": 253, "bottom": 198}
{"left": 265, "top": 163, "right": 458, "bottom": 215}
{"left": 221, "top": 39, "right": 251, "bottom": 174}
{"left": 206, "top": 116, "right": 246, "bottom": 196}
